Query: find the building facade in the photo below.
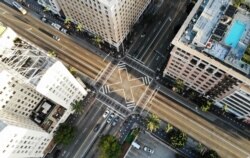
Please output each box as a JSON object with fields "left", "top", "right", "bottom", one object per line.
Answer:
{"left": 164, "top": 0, "right": 250, "bottom": 120}
{"left": 56, "top": 0, "right": 151, "bottom": 50}
{"left": 37, "top": 0, "right": 62, "bottom": 15}
{"left": 0, "top": 22, "right": 88, "bottom": 157}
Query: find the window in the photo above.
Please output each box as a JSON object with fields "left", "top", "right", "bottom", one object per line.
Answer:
{"left": 198, "top": 63, "right": 206, "bottom": 69}
{"left": 190, "top": 59, "right": 197, "bottom": 65}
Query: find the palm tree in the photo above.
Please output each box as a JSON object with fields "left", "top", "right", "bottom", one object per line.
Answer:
{"left": 47, "top": 51, "right": 56, "bottom": 57}
{"left": 146, "top": 114, "right": 160, "bottom": 132}
{"left": 92, "top": 35, "right": 103, "bottom": 48}
{"left": 165, "top": 123, "right": 173, "bottom": 133}
{"left": 69, "top": 66, "right": 77, "bottom": 76}
{"left": 64, "top": 17, "right": 73, "bottom": 29}
{"left": 43, "top": 6, "right": 50, "bottom": 12}
{"left": 76, "top": 23, "right": 84, "bottom": 32}
{"left": 201, "top": 101, "right": 213, "bottom": 112}
{"left": 71, "top": 100, "right": 84, "bottom": 115}
{"left": 222, "top": 104, "right": 228, "bottom": 114}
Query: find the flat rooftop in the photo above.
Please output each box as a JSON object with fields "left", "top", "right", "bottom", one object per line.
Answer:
{"left": 179, "top": 0, "right": 250, "bottom": 76}
{"left": 124, "top": 132, "right": 177, "bottom": 158}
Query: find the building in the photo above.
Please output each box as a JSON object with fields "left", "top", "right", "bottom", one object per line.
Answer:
{"left": 163, "top": 0, "right": 250, "bottom": 120}
{"left": 37, "top": 0, "right": 62, "bottom": 15}
{"left": 56, "top": 0, "right": 151, "bottom": 50}
{"left": 0, "top": 22, "right": 88, "bottom": 157}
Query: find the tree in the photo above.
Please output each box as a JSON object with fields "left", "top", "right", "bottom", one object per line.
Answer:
{"left": 92, "top": 35, "right": 103, "bottom": 48}
{"left": 201, "top": 149, "right": 220, "bottom": 158}
{"left": 146, "top": 114, "right": 160, "bottom": 132}
{"left": 43, "top": 6, "right": 50, "bottom": 12}
{"left": 54, "top": 123, "right": 76, "bottom": 146}
{"left": 71, "top": 100, "right": 84, "bottom": 115}
{"left": 173, "top": 79, "right": 184, "bottom": 93}
{"left": 47, "top": 51, "right": 56, "bottom": 57}
{"left": 233, "top": 0, "right": 245, "bottom": 7}
{"left": 165, "top": 123, "right": 173, "bottom": 133}
{"left": 64, "top": 17, "right": 73, "bottom": 29}
{"left": 76, "top": 23, "right": 84, "bottom": 32}
{"left": 222, "top": 104, "right": 228, "bottom": 114}
{"left": 201, "top": 101, "right": 213, "bottom": 112}
{"left": 99, "top": 135, "right": 121, "bottom": 158}
{"left": 170, "top": 130, "right": 188, "bottom": 148}
{"left": 68, "top": 66, "right": 77, "bottom": 76}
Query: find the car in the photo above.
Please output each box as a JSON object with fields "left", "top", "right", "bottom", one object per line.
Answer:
{"left": 52, "top": 35, "right": 60, "bottom": 41}
{"left": 111, "top": 117, "right": 119, "bottom": 126}
{"left": 51, "top": 23, "right": 61, "bottom": 30}
{"left": 110, "top": 113, "right": 115, "bottom": 118}
{"left": 106, "top": 116, "right": 112, "bottom": 124}
{"left": 60, "top": 28, "right": 68, "bottom": 34}
{"left": 94, "top": 124, "right": 101, "bottom": 132}
{"left": 143, "top": 146, "right": 154, "bottom": 154}
{"left": 103, "top": 110, "right": 110, "bottom": 118}
{"left": 41, "top": 17, "right": 47, "bottom": 23}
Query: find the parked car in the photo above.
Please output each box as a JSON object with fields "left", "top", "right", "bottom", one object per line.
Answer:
{"left": 51, "top": 23, "right": 61, "bottom": 30}
{"left": 41, "top": 17, "right": 47, "bottom": 23}
{"left": 106, "top": 116, "right": 112, "bottom": 124}
{"left": 94, "top": 124, "right": 101, "bottom": 132}
{"left": 103, "top": 110, "right": 110, "bottom": 118}
{"left": 60, "top": 28, "right": 68, "bottom": 34}
{"left": 111, "top": 117, "right": 119, "bottom": 126}
{"left": 143, "top": 146, "right": 154, "bottom": 154}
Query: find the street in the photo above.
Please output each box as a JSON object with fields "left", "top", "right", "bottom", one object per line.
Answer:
{"left": 1, "top": 2, "right": 250, "bottom": 158}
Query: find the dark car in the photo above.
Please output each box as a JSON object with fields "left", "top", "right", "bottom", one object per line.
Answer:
{"left": 53, "top": 149, "right": 61, "bottom": 158}
{"left": 94, "top": 124, "right": 101, "bottom": 132}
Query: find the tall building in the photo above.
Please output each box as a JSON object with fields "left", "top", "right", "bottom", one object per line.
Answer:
{"left": 0, "top": 22, "right": 88, "bottom": 157}
{"left": 37, "top": 0, "right": 62, "bottom": 15}
{"left": 163, "top": 0, "right": 250, "bottom": 120}
{"left": 56, "top": 0, "right": 151, "bottom": 50}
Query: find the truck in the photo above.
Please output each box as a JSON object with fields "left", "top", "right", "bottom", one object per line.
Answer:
{"left": 38, "top": 28, "right": 60, "bottom": 41}
{"left": 12, "top": 2, "right": 27, "bottom": 15}
{"left": 131, "top": 141, "right": 141, "bottom": 149}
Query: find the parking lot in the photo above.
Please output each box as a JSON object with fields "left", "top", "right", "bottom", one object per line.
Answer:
{"left": 125, "top": 132, "right": 177, "bottom": 158}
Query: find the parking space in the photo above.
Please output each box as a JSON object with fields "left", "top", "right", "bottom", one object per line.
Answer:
{"left": 125, "top": 132, "right": 177, "bottom": 158}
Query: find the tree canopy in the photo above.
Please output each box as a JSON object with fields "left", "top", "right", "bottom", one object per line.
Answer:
{"left": 170, "top": 130, "right": 188, "bottom": 148}
{"left": 54, "top": 123, "right": 76, "bottom": 146}
{"left": 99, "top": 135, "right": 121, "bottom": 158}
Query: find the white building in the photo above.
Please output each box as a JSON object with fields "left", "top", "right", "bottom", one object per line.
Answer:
{"left": 56, "top": 0, "right": 151, "bottom": 50}
{"left": 163, "top": 0, "right": 250, "bottom": 121}
{"left": 37, "top": 0, "right": 61, "bottom": 15}
{"left": 0, "top": 22, "right": 88, "bottom": 157}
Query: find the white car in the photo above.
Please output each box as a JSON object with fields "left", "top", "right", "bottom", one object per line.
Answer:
{"left": 102, "top": 110, "right": 110, "bottom": 118}
{"left": 60, "top": 28, "right": 68, "bottom": 34}
{"left": 51, "top": 23, "right": 61, "bottom": 30}
{"left": 144, "top": 146, "right": 154, "bottom": 154}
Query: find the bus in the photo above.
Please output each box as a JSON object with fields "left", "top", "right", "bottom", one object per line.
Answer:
{"left": 12, "top": 1, "right": 27, "bottom": 15}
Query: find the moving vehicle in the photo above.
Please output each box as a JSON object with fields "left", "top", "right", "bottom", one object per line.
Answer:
{"left": 94, "top": 124, "right": 101, "bottom": 132}
{"left": 12, "top": 2, "right": 27, "bottom": 15}
{"left": 38, "top": 28, "right": 60, "bottom": 41}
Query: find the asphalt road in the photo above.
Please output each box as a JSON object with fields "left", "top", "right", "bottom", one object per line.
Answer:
{"left": 1, "top": 3, "right": 250, "bottom": 158}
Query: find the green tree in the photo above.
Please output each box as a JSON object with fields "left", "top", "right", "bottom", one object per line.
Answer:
{"left": 43, "top": 6, "right": 50, "bottom": 12}
{"left": 233, "top": 0, "right": 245, "bottom": 7}
{"left": 222, "top": 104, "right": 228, "bottom": 114}
{"left": 71, "top": 100, "right": 84, "bottom": 115}
{"left": 201, "top": 101, "right": 213, "bottom": 112}
{"left": 64, "top": 17, "right": 73, "bottom": 29}
{"left": 201, "top": 149, "right": 220, "bottom": 158}
{"left": 173, "top": 79, "right": 184, "bottom": 93}
{"left": 54, "top": 123, "right": 76, "bottom": 146}
{"left": 76, "top": 23, "right": 84, "bottom": 32}
{"left": 170, "top": 130, "right": 188, "bottom": 148}
{"left": 146, "top": 114, "right": 160, "bottom": 132}
{"left": 68, "top": 66, "right": 77, "bottom": 76}
{"left": 47, "top": 51, "right": 56, "bottom": 57}
{"left": 92, "top": 35, "right": 103, "bottom": 48}
{"left": 99, "top": 135, "right": 121, "bottom": 158}
{"left": 165, "top": 123, "right": 173, "bottom": 133}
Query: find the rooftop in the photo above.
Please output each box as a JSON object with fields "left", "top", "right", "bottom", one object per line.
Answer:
{"left": 179, "top": 0, "right": 250, "bottom": 76}
{"left": 0, "top": 24, "right": 6, "bottom": 36}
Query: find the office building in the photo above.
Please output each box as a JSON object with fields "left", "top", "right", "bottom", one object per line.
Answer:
{"left": 0, "top": 22, "right": 88, "bottom": 157}
{"left": 38, "top": 0, "right": 62, "bottom": 15}
{"left": 163, "top": 0, "right": 250, "bottom": 120}
{"left": 56, "top": 0, "right": 151, "bottom": 50}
